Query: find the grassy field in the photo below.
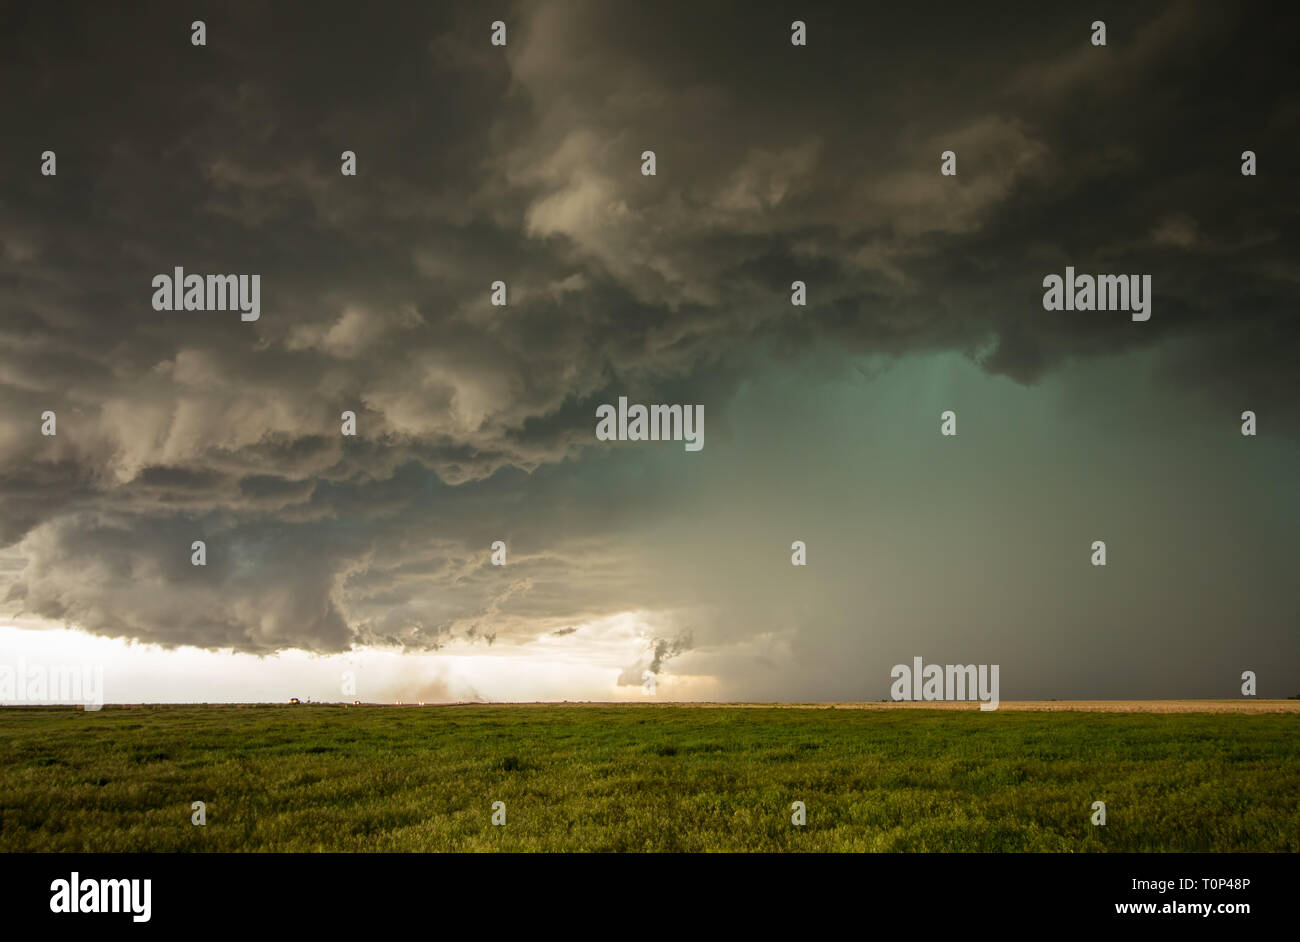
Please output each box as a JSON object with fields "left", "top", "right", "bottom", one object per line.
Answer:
{"left": 1, "top": 704, "right": 1297, "bottom": 852}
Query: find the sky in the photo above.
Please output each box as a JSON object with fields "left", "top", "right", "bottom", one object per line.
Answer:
{"left": 1, "top": 0, "right": 1297, "bottom": 703}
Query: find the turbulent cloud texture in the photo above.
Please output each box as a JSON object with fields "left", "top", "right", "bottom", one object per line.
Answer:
{"left": 0, "top": 2, "right": 1296, "bottom": 697}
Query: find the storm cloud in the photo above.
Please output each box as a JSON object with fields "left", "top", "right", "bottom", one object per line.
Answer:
{"left": 0, "top": 1, "right": 1296, "bottom": 697}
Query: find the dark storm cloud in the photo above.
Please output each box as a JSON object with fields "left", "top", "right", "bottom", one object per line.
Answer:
{"left": 0, "top": 0, "right": 1295, "bottom": 653}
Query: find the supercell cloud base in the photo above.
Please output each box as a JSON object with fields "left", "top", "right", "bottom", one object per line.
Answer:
{"left": 0, "top": 1, "right": 1296, "bottom": 704}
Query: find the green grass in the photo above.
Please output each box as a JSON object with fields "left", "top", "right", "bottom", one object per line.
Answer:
{"left": 1, "top": 705, "right": 1296, "bottom": 852}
